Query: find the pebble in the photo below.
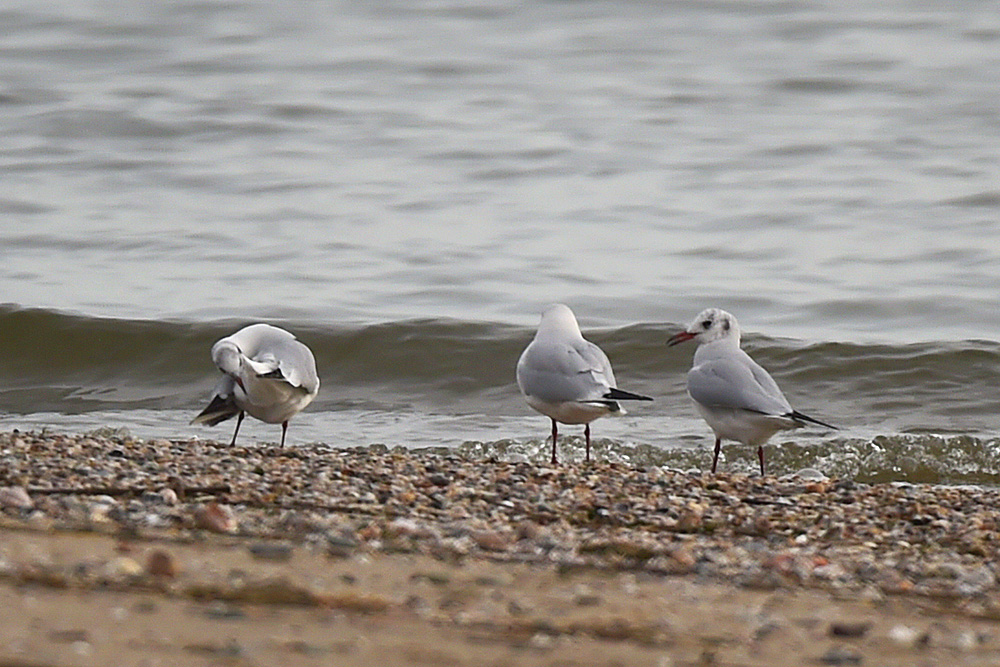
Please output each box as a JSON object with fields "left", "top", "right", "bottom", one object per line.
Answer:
{"left": 819, "top": 647, "right": 862, "bottom": 665}
{"left": 888, "top": 624, "right": 924, "bottom": 647}
{"left": 157, "top": 488, "right": 179, "bottom": 505}
{"left": 105, "top": 556, "right": 143, "bottom": 579}
{"left": 471, "top": 530, "right": 510, "bottom": 552}
{"left": 574, "top": 592, "right": 602, "bottom": 607}
{"left": 792, "top": 468, "right": 829, "bottom": 482}
{"left": 146, "top": 549, "right": 177, "bottom": 578}
{"left": 204, "top": 602, "right": 246, "bottom": 620}
{"left": 829, "top": 621, "right": 872, "bottom": 638}
{"left": 429, "top": 473, "right": 451, "bottom": 487}
{"left": 49, "top": 629, "right": 89, "bottom": 643}
{"left": 193, "top": 502, "right": 237, "bottom": 533}
{"left": 326, "top": 531, "right": 360, "bottom": 558}
{"left": 385, "top": 518, "right": 423, "bottom": 538}
{"left": 0, "top": 486, "right": 33, "bottom": 510}
{"left": 248, "top": 542, "right": 294, "bottom": 562}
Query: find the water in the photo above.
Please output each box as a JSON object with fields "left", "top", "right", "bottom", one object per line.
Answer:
{"left": 2, "top": 0, "right": 1000, "bottom": 483}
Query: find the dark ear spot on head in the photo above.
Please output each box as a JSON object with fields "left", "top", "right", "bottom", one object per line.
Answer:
{"left": 722, "top": 318, "right": 730, "bottom": 331}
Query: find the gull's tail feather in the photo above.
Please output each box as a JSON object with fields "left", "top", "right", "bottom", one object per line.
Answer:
{"left": 191, "top": 394, "right": 240, "bottom": 426}
{"left": 789, "top": 410, "right": 837, "bottom": 430}
{"left": 604, "top": 387, "right": 654, "bottom": 402}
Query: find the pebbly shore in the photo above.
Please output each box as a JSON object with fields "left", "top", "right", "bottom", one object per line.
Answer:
{"left": 2, "top": 429, "right": 1000, "bottom": 615}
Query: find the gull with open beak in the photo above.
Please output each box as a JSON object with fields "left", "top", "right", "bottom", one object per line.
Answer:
{"left": 668, "top": 308, "right": 835, "bottom": 475}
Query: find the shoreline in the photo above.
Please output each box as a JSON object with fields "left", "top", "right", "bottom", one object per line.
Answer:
{"left": 3, "top": 429, "right": 1000, "bottom": 665}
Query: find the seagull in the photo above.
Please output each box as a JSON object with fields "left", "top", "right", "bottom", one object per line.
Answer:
{"left": 667, "top": 308, "right": 835, "bottom": 475}
{"left": 517, "top": 304, "right": 652, "bottom": 464}
{"left": 191, "top": 323, "right": 320, "bottom": 448}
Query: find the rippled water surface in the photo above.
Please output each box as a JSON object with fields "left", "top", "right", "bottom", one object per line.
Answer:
{"left": 2, "top": 0, "right": 1000, "bottom": 482}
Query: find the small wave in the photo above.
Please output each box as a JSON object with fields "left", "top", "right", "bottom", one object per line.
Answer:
{"left": 2, "top": 305, "right": 1000, "bottom": 448}
{"left": 453, "top": 434, "right": 1000, "bottom": 486}
{"left": 775, "top": 77, "right": 862, "bottom": 94}
{"left": 944, "top": 191, "right": 1000, "bottom": 208}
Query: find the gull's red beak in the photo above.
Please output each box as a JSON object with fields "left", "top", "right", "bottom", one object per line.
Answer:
{"left": 667, "top": 330, "right": 695, "bottom": 346}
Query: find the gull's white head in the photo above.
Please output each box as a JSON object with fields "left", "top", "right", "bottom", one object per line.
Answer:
{"left": 211, "top": 339, "right": 245, "bottom": 377}
{"left": 668, "top": 308, "right": 740, "bottom": 347}
{"left": 536, "top": 303, "right": 583, "bottom": 339}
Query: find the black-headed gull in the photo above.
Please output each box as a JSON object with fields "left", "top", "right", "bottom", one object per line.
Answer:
{"left": 192, "top": 323, "right": 320, "bottom": 448}
{"left": 667, "top": 308, "right": 835, "bottom": 475}
{"left": 517, "top": 304, "right": 652, "bottom": 464}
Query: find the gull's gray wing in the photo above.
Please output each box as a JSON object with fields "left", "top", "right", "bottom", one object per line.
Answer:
{"left": 687, "top": 355, "right": 792, "bottom": 416}
{"left": 517, "top": 337, "right": 613, "bottom": 404}
{"left": 244, "top": 336, "right": 319, "bottom": 395}
{"left": 272, "top": 338, "right": 320, "bottom": 394}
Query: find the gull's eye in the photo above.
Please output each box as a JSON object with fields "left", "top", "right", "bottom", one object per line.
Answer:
{"left": 701, "top": 320, "right": 712, "bottom": 329}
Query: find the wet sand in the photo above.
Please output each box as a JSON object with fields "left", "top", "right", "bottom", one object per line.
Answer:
{"left": 2, "top": 430, "right": 1000, "bottom": 666}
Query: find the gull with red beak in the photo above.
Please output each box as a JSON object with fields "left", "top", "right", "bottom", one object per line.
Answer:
{"left": 517, "top": 304, "right": 652, "bottom": 464}
{"left": 667, "top": 308, "right": 835, "bottom": 475}
{"left": 192, "top": 323, "right": 319, "bottom": 448}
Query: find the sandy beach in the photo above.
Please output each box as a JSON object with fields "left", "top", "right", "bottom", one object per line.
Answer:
{"left": 3, "top": 429, "right": 1000, "bottom": 666}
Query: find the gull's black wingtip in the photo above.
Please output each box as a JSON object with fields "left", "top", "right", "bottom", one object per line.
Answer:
{"left": 790, "top": 410, "right": 837, "bottom": 430}
{"left": 605, "top": 387, "right": 654, "bottom": 402}
{"left": 191, "top": 394, "right": 240, "bottom": 427}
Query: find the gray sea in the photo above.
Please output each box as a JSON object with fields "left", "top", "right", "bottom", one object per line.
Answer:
{"left": 3, "top": 0, "right": 1000, "bottom": 483}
